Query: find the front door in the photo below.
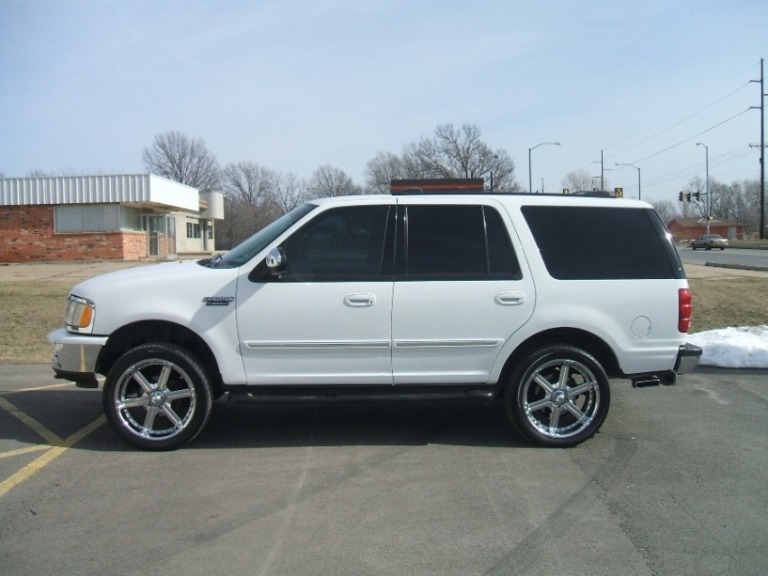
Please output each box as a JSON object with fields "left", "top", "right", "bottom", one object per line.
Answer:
{"left": 236, "top": 203, "right": 395, "bottom": 385}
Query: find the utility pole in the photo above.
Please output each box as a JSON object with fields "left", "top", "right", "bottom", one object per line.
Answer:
{"left": 750, "top": 58, "right": 766, "bottom": 239}
{"left": 697, "top": 143, "right": 710, "bottom": 234}
{"left": 592, "top": 150, "right": 605, "bottom": 190}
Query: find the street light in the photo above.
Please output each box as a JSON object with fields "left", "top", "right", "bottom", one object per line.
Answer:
{"left": 696, "top": 142, "right": 710, "bottom": 234}
{"left": 614, "top": 163, "right": 641, "bottom": 200}
{"left": 528, "top": 142, "right": 560, "bottom": 193}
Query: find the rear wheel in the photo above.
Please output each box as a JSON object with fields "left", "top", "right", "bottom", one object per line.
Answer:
{"left": 504, "top": 345, "right": 610, "bottom": 447}
{"left": 103, "top": 343, "right": 213, "bottom": 450}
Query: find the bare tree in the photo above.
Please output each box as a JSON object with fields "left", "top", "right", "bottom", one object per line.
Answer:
{"left": 271, "top": 172, "right": 309, "bottom": 214}
{"left": 220, "top": 162, "right": 274, "bottom": 208}
{"left": 142, "top": 131, "right": 220, "bottom": 193}
{"left": 562, "top": 169, "right": 595, "bottom": 193}
{"left": 682, "top": 177, "right": 706, "bottom": 219}
{"left": 307, "top": 165, "right": 361, "bottom": 198}
{"left": 365, "top": 123, "right": 518, "bottom": 192}
{"left": 651, "top": 199, "right": 678, "bottom": 224}
{"left": 365, "top": 152, "right": 411, "bottom": 193}
{"left": 218, "top": 162, "right": 277, "bottom": 247}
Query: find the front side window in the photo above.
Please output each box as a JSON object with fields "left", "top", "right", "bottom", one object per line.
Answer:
{"left": 276, "top": 205, "right": 391, "bottom": 281}
{"left": 215, "top": 203, "right": 316, "bottom": 268}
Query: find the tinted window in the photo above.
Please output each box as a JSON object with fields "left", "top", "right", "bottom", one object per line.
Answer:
{"left": 279, "top": 205, "right": 391, "bottom": 281}
{"left": 402, "top": 205, "right": 521, "bottom": 280}
{"left": 521, "top": 206, "right": 683, "bottom": 280}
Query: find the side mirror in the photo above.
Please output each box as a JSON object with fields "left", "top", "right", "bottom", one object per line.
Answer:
{"left": 265, "top": 247, "right": 286, "bottom": 271}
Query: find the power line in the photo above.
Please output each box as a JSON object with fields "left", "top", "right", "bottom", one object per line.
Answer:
{"left": 627, "top": 108, "right": 752, "bottom": 165}
{"left": 603, "top": 61, "right": 757, "bottom": 155}
{"left": 607, "top": 82, "right": 751, "bottom": 157}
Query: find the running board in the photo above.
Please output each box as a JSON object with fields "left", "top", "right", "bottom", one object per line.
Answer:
{"left": 225, "top": 385, "right": 497, "bottom": 404}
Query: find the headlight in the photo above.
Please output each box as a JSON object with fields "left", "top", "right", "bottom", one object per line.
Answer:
{"left": 64, "top": 295, "right": 95, "bottom": 333}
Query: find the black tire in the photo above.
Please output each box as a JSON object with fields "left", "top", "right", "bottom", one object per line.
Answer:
{"left": 103, "top": 343, "right": 213, "bottom": 451}
{"left": 504, "top": 345, "right": 610, "bottom": 447}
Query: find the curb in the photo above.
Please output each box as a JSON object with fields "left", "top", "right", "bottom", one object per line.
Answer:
{"left": 704, "top": 262, "right": 768, "bottom": 273}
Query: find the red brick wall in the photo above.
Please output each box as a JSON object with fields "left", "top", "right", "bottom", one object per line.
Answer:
{"left": 0, "top": 205, "right": 148, "bottom": 262}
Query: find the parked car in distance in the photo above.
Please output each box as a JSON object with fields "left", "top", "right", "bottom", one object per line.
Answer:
{"left": 691, "top": 234, "right": 728, "bottom": 250}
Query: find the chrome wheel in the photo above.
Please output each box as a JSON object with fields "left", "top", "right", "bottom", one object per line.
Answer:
{"left": 505, "top": 345, "right": 610, "bottom": 447}
{"left": 104, "top": 343, "right": 212, "bottom": 450}
{"left": 522, "top": 358, "right": 601, "bottom": 440}
{"left": 113, "top": 358, "right": 197, "bottom": 441}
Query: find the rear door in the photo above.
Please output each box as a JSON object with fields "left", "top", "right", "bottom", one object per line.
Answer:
{"left": 391, "top": 200, "right": 535, "bottom": 384}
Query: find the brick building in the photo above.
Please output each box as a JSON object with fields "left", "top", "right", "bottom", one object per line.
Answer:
{"left": 0, "top": 174, "right": 223, "bottom": 263}
{"left": 666, "top": 217, "right": 745, "bottom": 242}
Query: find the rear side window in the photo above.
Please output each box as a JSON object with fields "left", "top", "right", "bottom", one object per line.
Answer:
{"left": 401, "top": 204, "right": 522, "bottom": 280}
{"left": 521, "top": 206, "right": 684, "bottom": 280}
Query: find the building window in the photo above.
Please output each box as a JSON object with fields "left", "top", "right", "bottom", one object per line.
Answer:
{"left": 186, "top": 221, "right": 201, "bottom": 239}
{"left": 55, "top": 204, "right": 120, "bottom": 232}
{"left": 119, "top": 207, "right": 142, "bottom": 231}
{"left": 55, "top": 204, "right": 143, "bottom": 233}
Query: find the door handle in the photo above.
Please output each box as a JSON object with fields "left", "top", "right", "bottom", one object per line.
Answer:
{"left": 344, "top": 293, "right": 377, "bottom": 307}
{"left": 495, "top": 291, "right": 526, "bottom": 306}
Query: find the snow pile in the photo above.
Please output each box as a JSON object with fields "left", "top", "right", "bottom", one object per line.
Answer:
{"left": 688, "top": 325, "right": 768, "bottom": 369}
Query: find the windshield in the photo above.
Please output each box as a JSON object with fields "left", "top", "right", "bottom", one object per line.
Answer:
{"left": 204, "top": 203, "right": 317, "bottom": 269}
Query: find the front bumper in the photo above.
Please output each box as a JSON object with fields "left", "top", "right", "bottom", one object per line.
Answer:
{"left": 49, "top": 327, "right": 107, "bottom": 386}
{"left": 674, "top": 342, "right": 702, "bottom": 374}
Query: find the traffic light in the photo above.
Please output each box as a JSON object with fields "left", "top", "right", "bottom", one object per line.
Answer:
{"left": 614, "top": 187, "right": 623, "bottom": 198}
{"left": 686, "top": 192, "right": 691, "bottom": 202}
{"left": 678, "top": 191, "right": 684, "bottom": 201}
{"left": 694, "top": 192, "right": 701, "bottom": 201}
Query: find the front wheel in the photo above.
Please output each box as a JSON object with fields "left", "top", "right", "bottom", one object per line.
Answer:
{"left": 504, "top": 345, "right": 610, "bottom": 447}
{"left": 104, "top": 343, "right": 213, "bottom": 450}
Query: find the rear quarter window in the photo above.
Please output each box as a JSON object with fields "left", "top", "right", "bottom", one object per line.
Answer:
{"left": 521, "top": 206, "right": 684, "bottom": 280}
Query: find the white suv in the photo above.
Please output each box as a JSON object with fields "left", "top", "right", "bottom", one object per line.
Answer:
{"left": 50, "top": 188, "right": 701, "bottom": 450}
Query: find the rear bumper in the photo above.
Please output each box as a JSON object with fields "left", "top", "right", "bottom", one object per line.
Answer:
{"left": 675, "top": 342, "right": 702, "bottom": 374}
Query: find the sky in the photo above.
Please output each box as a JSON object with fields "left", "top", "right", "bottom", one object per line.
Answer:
{"left": 1, "top": 0, "right": 766, "bottom": 203}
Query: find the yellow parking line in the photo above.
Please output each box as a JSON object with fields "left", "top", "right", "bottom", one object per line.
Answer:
{"left": 1, "top": 382, "right": 73, "bottom": 394}
{"left": 0, "top": 445, "right": 50, "bottom": 459}
{"left": 0, "top": 416, "right": 106, "bottom": 498}
{"left": 0, "top": 393, "right": 107, "bottom": 498}
{"left": 0, "top": 395, "right": 63, "bottom": 445}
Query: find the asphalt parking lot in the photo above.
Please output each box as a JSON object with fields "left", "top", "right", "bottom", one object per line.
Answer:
{"left": 2, "top": 363, "right": 768, "bottom": 576}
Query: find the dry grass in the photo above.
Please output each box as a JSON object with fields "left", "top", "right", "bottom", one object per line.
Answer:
{"left": 688, "top": 276, "right": 768, "bottom": 332}
{"left": 1, "top": 274, "right": 766, "bottom": 365}
{"left": 0, "top": 281, "right": 72, "bottom": 364}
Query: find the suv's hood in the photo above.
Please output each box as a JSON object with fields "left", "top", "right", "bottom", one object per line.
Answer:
{"left": 70, "top": 260, "right": 240, "bottom": 334}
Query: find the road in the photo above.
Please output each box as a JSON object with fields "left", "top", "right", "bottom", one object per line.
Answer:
{"left": 678, "top": 246, "right": 768, "bottom": 270}
{"left": 1, "top": 364, "right": 767, "bottom": 576}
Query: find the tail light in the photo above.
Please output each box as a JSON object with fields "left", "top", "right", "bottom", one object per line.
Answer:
{"left": 678, "top": 288, "right": 692, "bottom": 333}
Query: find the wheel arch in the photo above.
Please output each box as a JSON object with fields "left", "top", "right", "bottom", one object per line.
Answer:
{"left": 500, "top": 328, "right": 621, "bottom": 382}
{"left": 96, "top": 320, "right": 224, "bottom": 397}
